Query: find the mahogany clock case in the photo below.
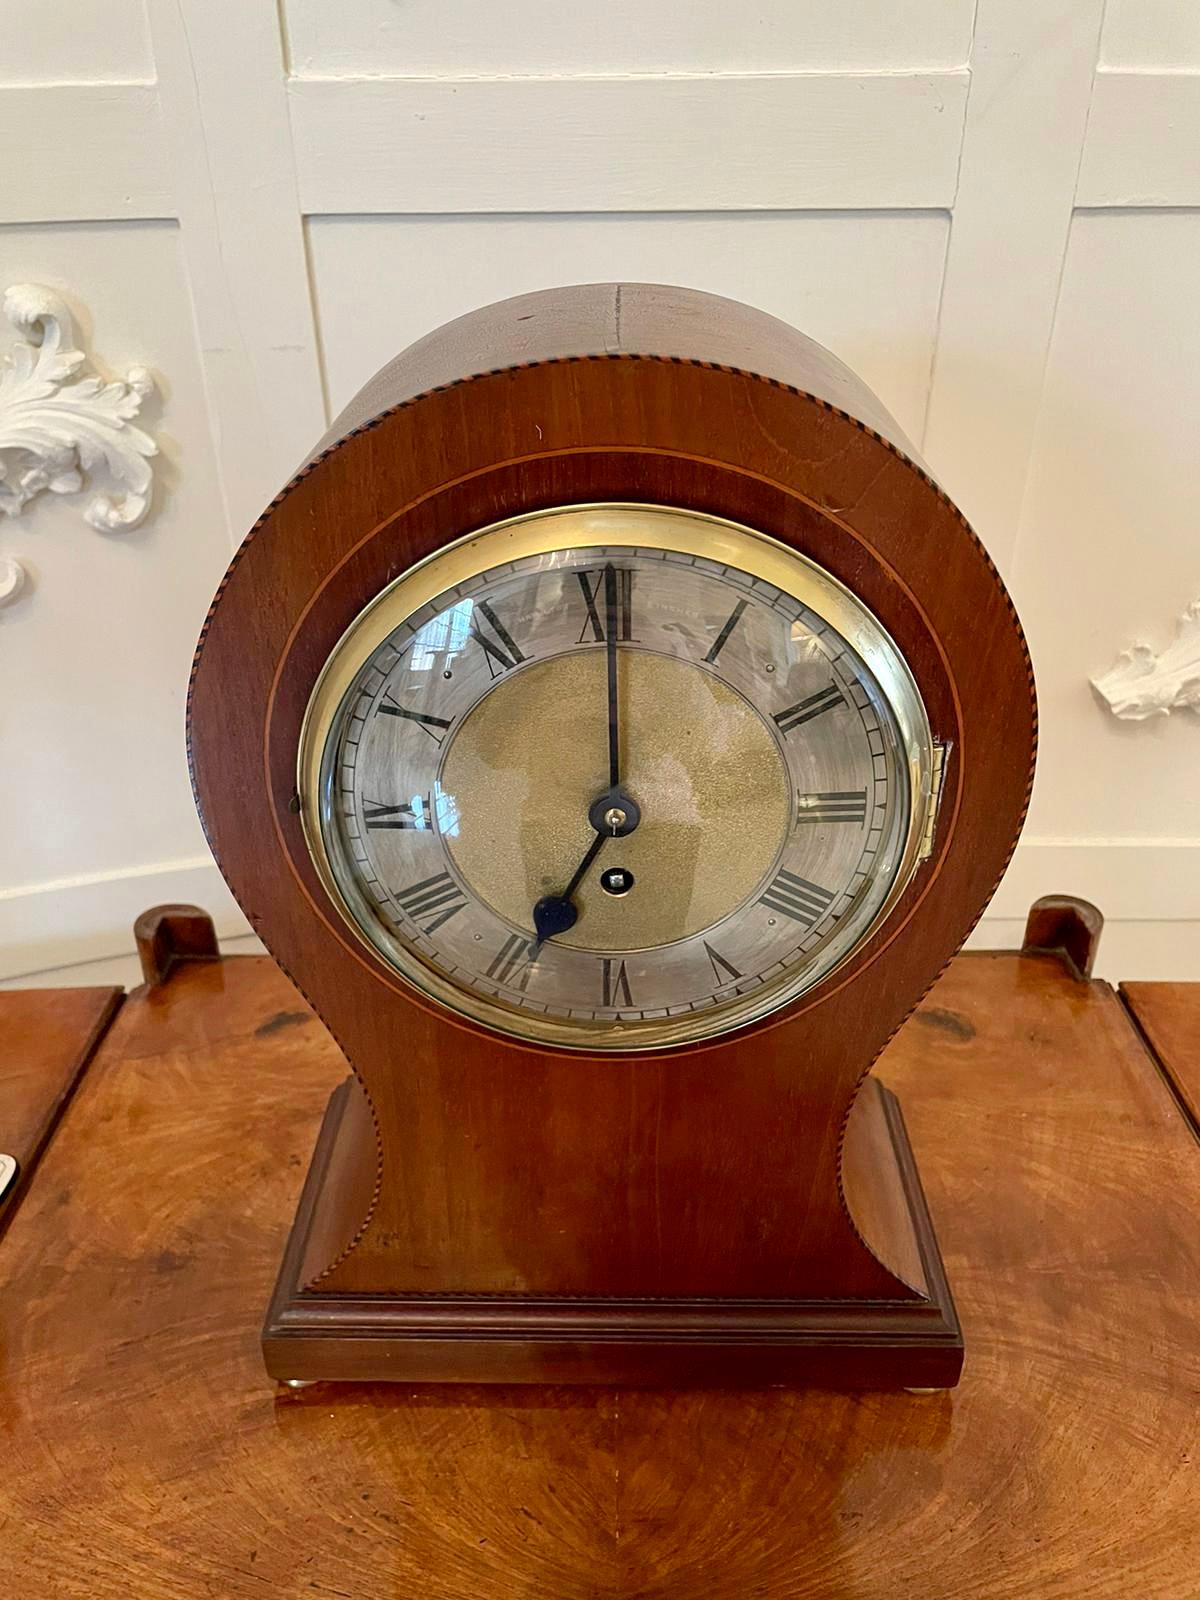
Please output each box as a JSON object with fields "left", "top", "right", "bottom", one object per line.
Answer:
{"left": 188, "top": 284, "right": 1036, "bottom": 1387}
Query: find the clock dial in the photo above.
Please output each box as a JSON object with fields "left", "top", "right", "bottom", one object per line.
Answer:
{"left": 301, "top": 506, "right": 934, "bottom": 1050}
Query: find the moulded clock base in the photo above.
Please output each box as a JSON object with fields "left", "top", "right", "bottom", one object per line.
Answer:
{"left": 263, "top": 1078, "right": 964, "bottom": 1389}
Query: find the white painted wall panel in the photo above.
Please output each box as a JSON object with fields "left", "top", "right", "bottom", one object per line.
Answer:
{"left": 306, "top": 211, "right": 949, "bottom": 443}
{"left": 0, "top": 85, "right": 172, "bottom": 223}
{"left": 0, "top": 223, "right": 230, "bottom": 905}
{"left": 289, "top": 74, "right": 967, "bottom": 216}
{"left": 0, "top": 0, "right": 153, "bottom": 83}
{"left": 284, "top": 1, "right": 976, "bottom": 77}
{"left": 1076, "top": 72, "right": 1200, "bottom": 208}
{"left": 921, "top": 0, "right": 1106, "bottom": 576}
{"left": 1011, "top": 210, "right": 1200, "bottom": 844}
{"left": 1101, "top": 0, "right": 1200, "bottom": 69}
{"left": 145, "top": 0, "right": 326, "bottom": 528}
{"left": 1, "top": 1, "right": 1196, "bottom": 982}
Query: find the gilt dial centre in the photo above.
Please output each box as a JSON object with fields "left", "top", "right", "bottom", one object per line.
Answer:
{"left": 438, "top": 649, "right": 791, "bottom": 953}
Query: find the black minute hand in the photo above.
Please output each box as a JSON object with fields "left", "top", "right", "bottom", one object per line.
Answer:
{"left": 605, "top": 561, "right": 620, "bottom": 788}
{"left": 533, "top": 564, "right": 638, "bottom": 951}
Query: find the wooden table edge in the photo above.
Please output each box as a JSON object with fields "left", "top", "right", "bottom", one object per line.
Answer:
{"left": 0, "top": 985, "right": 125, "bottom": 1241}
{"left": 1119, "top": 981, "right": 1200, "bottom": 1143}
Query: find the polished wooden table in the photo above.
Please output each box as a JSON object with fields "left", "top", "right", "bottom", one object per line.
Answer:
{"left": 0, "top": 984, "right": 119, "bottom": 1238}
{"left": 2, "top": 909, "right": 1198, "bottom": 1598}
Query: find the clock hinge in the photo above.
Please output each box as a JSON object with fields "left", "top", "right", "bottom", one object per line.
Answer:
{"left": 919, "top": 740, "right": 951, "bottom": 862}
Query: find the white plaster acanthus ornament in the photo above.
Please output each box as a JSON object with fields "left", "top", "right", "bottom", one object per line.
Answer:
{"left": 0, "top": 284, "right": 158, "bottom": 607}
{"left": 0, "top": 552, "right": 26, "bottom": 606}
{"left": 1091, "top": 601, "right": 1200, "bottom": 721}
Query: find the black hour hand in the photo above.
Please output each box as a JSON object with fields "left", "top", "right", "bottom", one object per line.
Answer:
{"left": 533, "top": 895, "right": 579, "bottom": 944}
{"left": 532, "top": 830, "right": 607, "bottom": 948}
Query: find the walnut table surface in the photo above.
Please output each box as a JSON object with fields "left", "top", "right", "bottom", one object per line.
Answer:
{"left": 1, "top": 949, "right": 1197, "bottom": 1598}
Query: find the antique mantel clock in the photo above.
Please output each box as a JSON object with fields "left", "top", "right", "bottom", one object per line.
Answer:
{"left": 189, "top": 283, "right": 1035, "bottom": 1388}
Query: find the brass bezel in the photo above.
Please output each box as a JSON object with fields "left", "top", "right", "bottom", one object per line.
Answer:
{"left": 298, "top": 504, "right": 936, "bottom": 1051}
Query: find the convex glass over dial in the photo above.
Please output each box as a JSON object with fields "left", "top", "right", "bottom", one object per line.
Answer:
{"left": 300, "top": 506, "right": 936, "bottom": 1051}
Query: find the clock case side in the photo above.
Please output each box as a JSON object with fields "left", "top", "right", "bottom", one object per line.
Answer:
{"left": 188, "top": 284, "right": 1035, "bottom": 1387}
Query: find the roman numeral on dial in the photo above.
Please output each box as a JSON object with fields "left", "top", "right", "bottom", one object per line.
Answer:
{"left": 773, "top": 683, "right": 845, "bottom": 735}
{"left": 703, "top": 599, "right": 748, "bottom": 664}
{"left": 396, "top": 871, "right": 468, "bottom": 936}
{"left": 485, "top": 934, "right": 538, "bottom": 992}
{"left": 576, "top": 568, "right": 634, "bottom": 644}
{"left": 703, "top": 942, "right": 742, "bottom": 985}
{"left": 760, "top": 870, "right": 835, "bottom": 927}
{"left": 795, "top": 790, "right": 867, "bottom": 825}
{"left": 601, "top": 957, "right": 633, "bottom": 1007}
{"left": 377, "top": 695, "right": 453, "bottom": 745}
{"left": 470, "top": 600, "right": 526, "bottom": 677}
{"left": 363, "top": 796, "right": 431, "bottom": 831}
